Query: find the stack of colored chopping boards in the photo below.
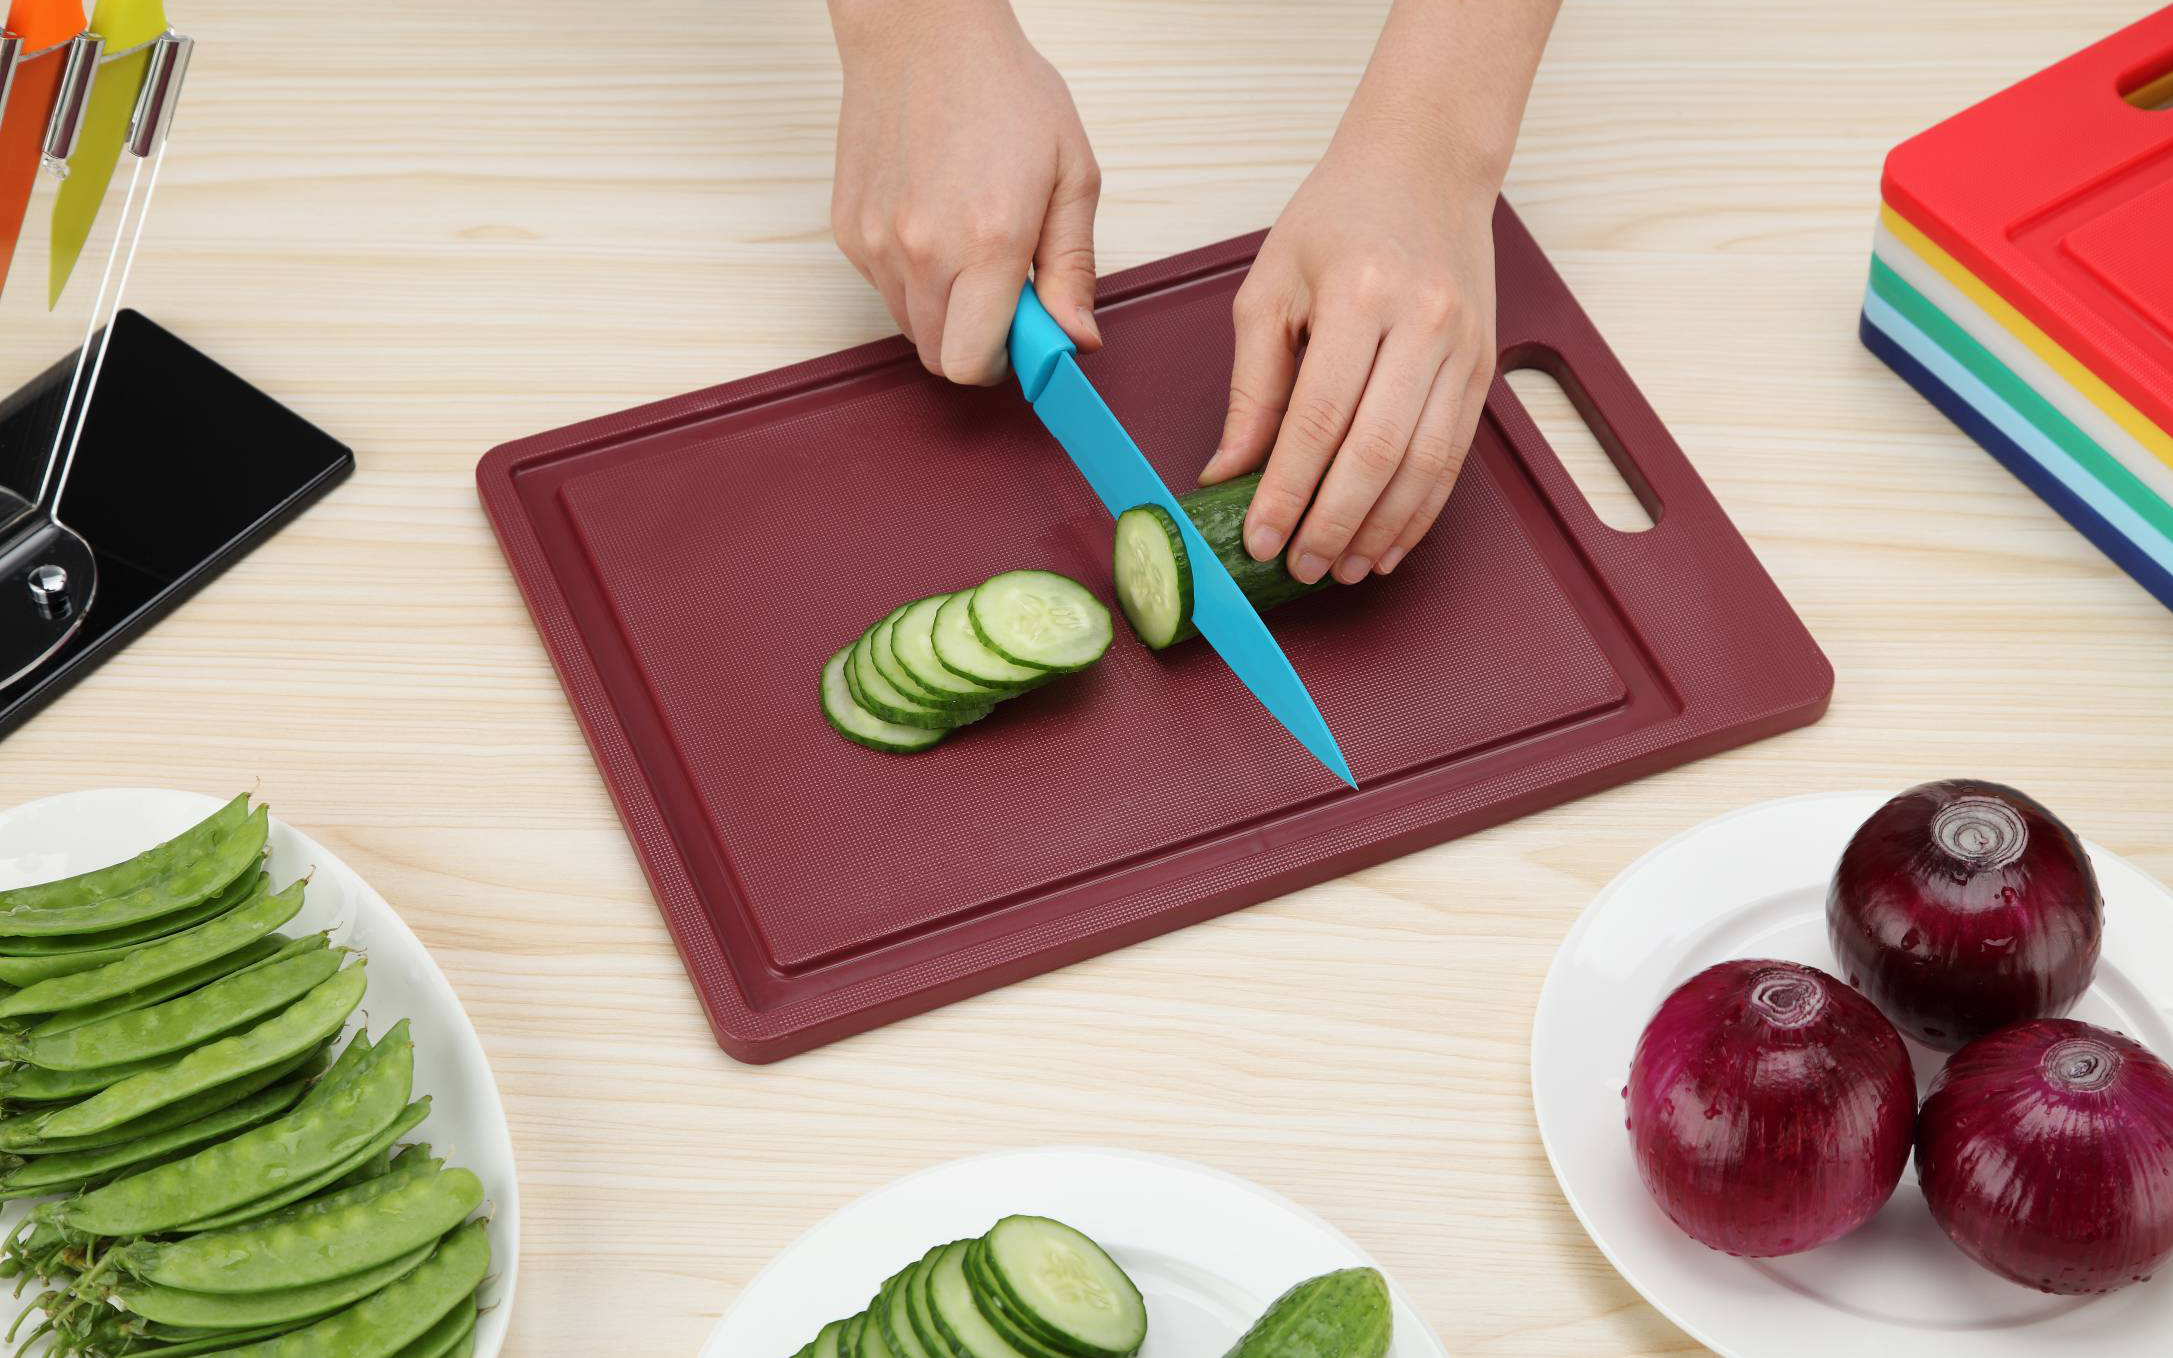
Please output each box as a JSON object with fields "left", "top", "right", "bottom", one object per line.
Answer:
{"left": 1863, "top": 4, "right": 2173, "bottom": 612}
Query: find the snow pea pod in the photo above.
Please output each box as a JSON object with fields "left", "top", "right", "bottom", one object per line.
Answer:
{"left": 41, "top": 1015, "right": 408, "bottom": 1236}
{"left": 126, "top": 1166, "right": 482, "bottom": 1294}
{"left": 0, "top": 881, "right": 306, "bottom": 1019}
{"left": 1, "top": 948, "right": 344, "bottom": 1072}
{"left": 35, "top": 962, "right": 367, "bottom": 1139}
{"left": 168, "top": 1097, "right": 431, "bottom": 1235}
{"left": 1, "top": 1040, "right": 329, "bottom": 1154}
{"left": 0, "top": 797, "right": 248, "bottom": 916}
{"left": 0, "top": 1076, "right": 307, "bottom": 1197}
{"left": 177, "top": 1218, "right": 489, "bottom": 1358}
{"left": 393, "top": 1290, "right": 477, "bottom": 1358}
{"left": 0, "top": 1048, "right": 180, "bottom": 1103}
{"left": 0, "top": 807, "right": 268, "bottom": 938}
{"left": 179, "top": 1143, "right": 441, "bottom": 1237}
{"left": 115, "top": 1241, "right": 436, "bottom": 1330}
{"left": 0, "top": 870, "right": 268, "bottom": 976}
{"left": 26, "top": 934, "right": 326, "bottom": 1041}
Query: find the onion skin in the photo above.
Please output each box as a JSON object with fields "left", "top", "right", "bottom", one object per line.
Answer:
{"left": 1918, "top": 1019, "right": 2173, "bottom": 1295}
{"left": 1828, "top": 780, "right": 2100, "bottom": 1051}
{"left": 1626, "top": 959, "right": 1917, "bottom": 1257}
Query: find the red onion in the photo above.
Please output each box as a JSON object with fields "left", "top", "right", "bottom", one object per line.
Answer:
{"left": 1828, "top": 779, "right": 2100, "bottom": 1051}
{"left": 1626, "top": 958, "right": 1916, "bottom": 1257}
{"left": 1918, "top": 1019, "right": 2173, "bottom": 1294}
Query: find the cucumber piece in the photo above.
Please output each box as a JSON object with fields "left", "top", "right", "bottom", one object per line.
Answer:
{"left": 820, "top": 646, "right": 946, "bottom": 754}
{"left": 909, "top": 1245, "right": 961, "bottom": 1358}
{"left": 1220, "top": 1268, "right": 1391, "bottom": 1358}
{"left": 968, "top": 572, "right": 1113, "bottom": 672}
{"left": 894, "top": 594, "right": 1014, "bottom": 706}
{"left": 929, "top": 1240, "right": 1036, "bottom": 1358}
{"left": 1112, "top": 505, "right": 1191, "bottom": 649}
{"left": 870, "top": 604, "right": 957, "bottom": 707}
{"left": 812, "top": 1319, "right": 849, "bottom": 1358}
{"left": 845, "top": 1313, "right": 870, "bottom": 1356}
{"left": 980, "top": 1216, "right": 1146, "bottom": 1358}
{"left": 1112, "top": 472, "right": 1329, "bottom": 649}
{"left": 932, "top": 591, "right": 1047, "bottom": 689}
{"left": 852, "top": 626, "right": 990, "bottom": 731}
{"left": 963, "top": 1239, "right": 1084, "bottom": 1358}
{"left": 858, "top": 1294, "right": 899, "bottom": 1358}
{"left": 881, "top": 1258, "right": 937, "bottom": 1358}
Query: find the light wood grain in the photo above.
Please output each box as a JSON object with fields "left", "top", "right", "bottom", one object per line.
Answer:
{"left": 4, "top": 1, "right": 2171, "bottom": 1353}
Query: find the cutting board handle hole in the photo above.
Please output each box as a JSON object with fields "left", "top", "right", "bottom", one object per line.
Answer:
{"left": 2121, "top": 54, "right": 2173, "bottom": 110}
{"left": 1503, "top": 361, "right": 1657, "bottom": 533}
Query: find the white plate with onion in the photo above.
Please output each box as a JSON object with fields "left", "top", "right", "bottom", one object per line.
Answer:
{"left": 0, "top": 788, "right": 519, "bottom": 1358}
{"left": 1532, "top": 788, "right": 2173, "bottom": 1357}
{"left": 701, "top": 1146, "right": 1446, "bottom": 1358}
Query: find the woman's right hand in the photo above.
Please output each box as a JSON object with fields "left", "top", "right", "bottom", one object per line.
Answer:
{"left": 827, "top": 0, "right": 1103, "bottom": 386}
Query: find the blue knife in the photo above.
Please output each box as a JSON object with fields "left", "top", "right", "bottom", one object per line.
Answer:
{"left": 1007, "top": 283, "right": 1355, "bottom": 788}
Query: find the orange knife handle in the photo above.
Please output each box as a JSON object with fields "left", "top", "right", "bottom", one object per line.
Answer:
{"left": 5, "top": 0, "right": 86, "bottom": 52}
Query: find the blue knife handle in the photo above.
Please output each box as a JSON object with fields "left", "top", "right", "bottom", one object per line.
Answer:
{"left": 1008, "top": 283, "right": 1076, "bottom": 403}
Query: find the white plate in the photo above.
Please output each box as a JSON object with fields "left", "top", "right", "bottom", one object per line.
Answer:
{"left": 1532, "top": 790, "right": 2173, "bottom": 1357}
{"left": 0, "top": 788, "right": 520, "bottom": 1357}
{"left": 702, "top": 1147, "right": 1448, "bottom": 1358}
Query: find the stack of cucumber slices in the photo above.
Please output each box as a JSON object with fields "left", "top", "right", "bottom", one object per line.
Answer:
{"left": 822, "top": 571, "right": 1114, "bottom": 755}
{"left": 792, "top": 1216, "right": 1146, "bottom": 1358}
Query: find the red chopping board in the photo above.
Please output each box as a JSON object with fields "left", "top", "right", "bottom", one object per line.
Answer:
{"left": 477, "top": 201, "right": 1832, "bottom": 1063}
{"left": 1882, "top": 4, "right": 2173, "bottom": 433}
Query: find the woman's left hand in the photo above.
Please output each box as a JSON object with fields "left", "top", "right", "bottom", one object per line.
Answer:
{"left": 1199, "top": 134, "right": 1501, "bottom": 585}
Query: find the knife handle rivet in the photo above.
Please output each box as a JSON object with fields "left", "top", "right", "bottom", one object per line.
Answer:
{"left": 27, "top": 563, "right": 69, "bottom": 617}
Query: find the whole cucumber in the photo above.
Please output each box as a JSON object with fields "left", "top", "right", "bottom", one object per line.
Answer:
{"left": 1222, "top": 1267, "right": 1393, "bottom": 1358}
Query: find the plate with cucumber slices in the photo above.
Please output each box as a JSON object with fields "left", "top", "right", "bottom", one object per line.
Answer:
{"left": 0, "top": 788, "right": 519, "bottom": 1358}
{"left": 703, "top": 1147, "right": 1444, "bottom": 1358}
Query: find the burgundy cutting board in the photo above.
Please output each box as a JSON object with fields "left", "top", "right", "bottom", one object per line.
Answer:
{"left": 478, "top": 201, "right": 1832, "bottom": 1063}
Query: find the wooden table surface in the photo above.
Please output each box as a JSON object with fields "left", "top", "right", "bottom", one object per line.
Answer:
{"left": 3, "top": 1, "right": 2170, "bottom": 1353}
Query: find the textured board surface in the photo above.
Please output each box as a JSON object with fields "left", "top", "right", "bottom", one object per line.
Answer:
{"left": 1882, "top": 5, "right": 2173, "bottom": 438}
{"left": 477, "top": 202, "right": 1832, "bottom": 1062}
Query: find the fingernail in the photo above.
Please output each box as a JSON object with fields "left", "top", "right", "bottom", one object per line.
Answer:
{"left": 1245, "top": 522, "right": 1283, "bottom": 561}
{"left": 1200, "top": 449, "right": 1230, "bottom": 483}
{"left": 1333, "top": 554, "right": 1372, "bottom": 584}
{"left": 1378, "top": 546, "right": 1406, "bottom": 575}
{"left": 1076, "top": 307, "right": 1101, "bottom": 346}
{"left": 1292, "top": 551, "right": 1328, "bottom": 583}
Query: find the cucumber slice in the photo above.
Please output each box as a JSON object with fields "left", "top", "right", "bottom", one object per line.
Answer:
{"left": 821, "top": 646, "right": 946, "bottom": 754}
{"left": 962, "top": 1240, "right": 1082, "bottom": 1358}
{"left": 845, "top": 1314, "right": 869, "bottom": 1356}
{"left": 869, "top": 608, "right": 956, "bottom": 708}
{"left": 858, "top": 1294, "right": 898, "bottom": 1358}
{"left": 812, "top": 1319, "right": 848, "bottom": 1358}
{"left": 980, "top": 1216, "right": 1146, "bottom": 1358}
{"left": 932, "top": 591, "right": 1047, "bottom": 689}
{"left": 853, "top": 626, "right": 990, "bottom": 731}
{"left": 968, "top": 571, "right": 1113, "bottom": 672}
{"left": 908, "top": 1246, "right": 960, "bottom": 1358}
{"left": 929, "top": 1241, "right": 1035, "bottom": 1358}
{"left": 880, "top": 1264, "right": 936, "bottom": 1358}
{"left": 1112, "top": 504, "right": 1190, "bottom": 650}
{"left": 894, "top": 594, "right": 1014, "bottom": 705}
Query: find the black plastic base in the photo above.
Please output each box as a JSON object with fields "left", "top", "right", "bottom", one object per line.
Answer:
{"left": 0, "top": 311, "right": 354, "bottom": 740}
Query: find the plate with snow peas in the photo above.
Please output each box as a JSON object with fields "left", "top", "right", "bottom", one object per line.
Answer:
{"left": 0, "top": 789, "right": 520, "bottom": 1358}
{"left": 701, "top": 1147, "right": 1445, "bottom": 1358}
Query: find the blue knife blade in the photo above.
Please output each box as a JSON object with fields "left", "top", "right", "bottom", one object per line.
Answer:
{"left": 1008, "top": 284, "right": 1355, "bottom": 788}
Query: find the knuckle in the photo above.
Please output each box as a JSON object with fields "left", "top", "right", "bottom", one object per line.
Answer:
{"left": 1286, "top": 395, "right": 1348, "bottom": 450}
{"left": 893, "top": 213, "right": 942, "bottom": 264}
{"left": 1299, "top": 508, "right": 1360, "bottom": 549}
{"left": 1411, "top": 283, "right": 1461, "bottom": 329}
{"left": 1344, "top": 427, "right": 1405, "bottom": 480}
